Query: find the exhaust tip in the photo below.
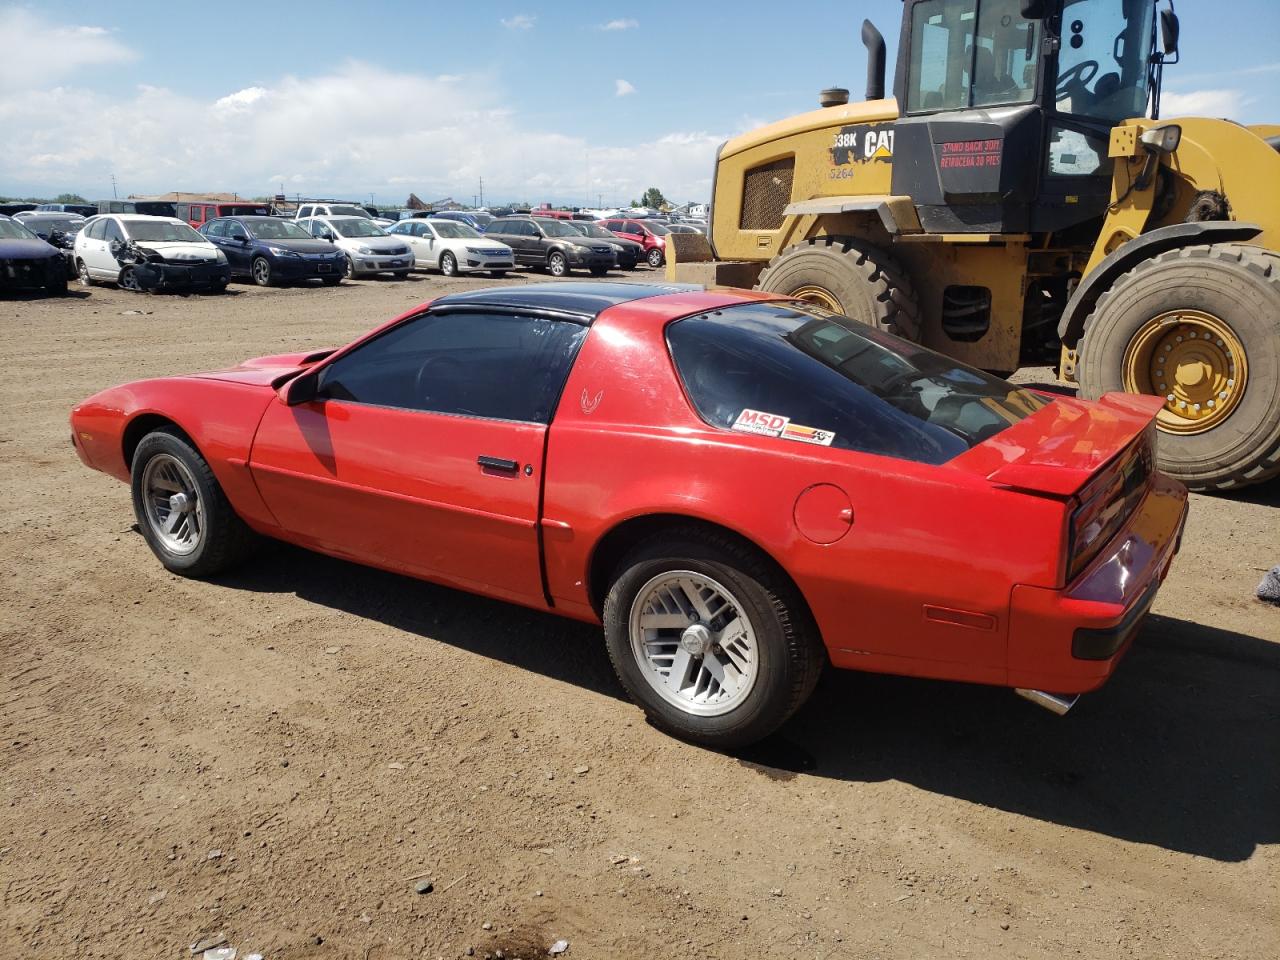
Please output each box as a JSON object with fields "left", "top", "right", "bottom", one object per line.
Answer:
{"left": 1015, "top": 688, "right": 1080, "bottom": 716}
{"left": 819, "top": 87, "right": 850, "bottom": 108}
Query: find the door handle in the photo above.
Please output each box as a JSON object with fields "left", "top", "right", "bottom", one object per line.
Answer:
{"left": 477, "top": 455, "right": 519, "bottom": 474}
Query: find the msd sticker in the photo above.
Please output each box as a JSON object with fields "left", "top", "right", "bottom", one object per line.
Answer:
{"left": 781, "top": 423, "right": 835, "bottom": 446}
{"left": 733, "top": 409, "right": 790, "bottom": 437}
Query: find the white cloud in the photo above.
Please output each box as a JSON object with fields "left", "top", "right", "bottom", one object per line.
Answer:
{"left": 0, "top": 61, "right": 726, "bottom": 203}
{"left": 599, "top": 19, "right": 638, "bottom": 31}
{"left": 0, "top": 8, "right": 135, "bottom": 89}
{"left": 500, "top": 14, "right": 534, "bottom": 30}
{"left": 615, "top": 79, "right": 636, "bottom": 97}
{"left": 1161, "top": 88, "right": 1245, "bottom": 119}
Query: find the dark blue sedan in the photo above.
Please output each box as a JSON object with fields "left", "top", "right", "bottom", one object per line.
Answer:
{"left": 0, "top": 215, "right": 68, "bottom": 295}
{"left": 200, "top": 216, "right": 347, "bottom": 286}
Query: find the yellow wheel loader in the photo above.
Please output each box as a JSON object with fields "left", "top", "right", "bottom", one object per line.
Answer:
{"left": 678, "top": 0, "right": 1280, "bottom": 492}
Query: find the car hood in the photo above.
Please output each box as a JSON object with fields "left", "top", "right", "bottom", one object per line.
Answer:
{"left": 597, "top": 236, "right": 642, "bottom": 250}
{"left": 948, "top": 392, "right": 1164, "bottom": 497}
{"left": 189, "top": 350, "right": 335, "bottom": 387}
{"left": 256, "top": 238, "right": 342, "bottom": 255}
{"left": 0, "top": 237, "right": 60, "bottom": 260}
{"left": 132, "top": 240, "right": 220, "bottom": 260}
{"left": 336, "top": 235, "right": 405, "bottom": 251}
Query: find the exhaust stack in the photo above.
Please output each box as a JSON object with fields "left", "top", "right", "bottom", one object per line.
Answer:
{"left": 1016, "top": 688, "right": 1080, "bottom": 716}
{"left": 862, "top": 19, "right": 886, "bottom": 101}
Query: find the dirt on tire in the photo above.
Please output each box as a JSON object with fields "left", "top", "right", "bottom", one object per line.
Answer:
{"left": 1, "top": 274, "right": 1277, "bottom": 960}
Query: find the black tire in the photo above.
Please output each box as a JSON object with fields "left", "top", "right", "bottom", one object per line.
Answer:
{"left": 343, "top": 255, "right": 356, "bottom": 280}
{"left": 321, "top": 276, "right": 342, "bottom": 286}
{"left": 129, "top": 429, "right": 257, "bottom": 577}
{"left": 251, "top": 256, "right": 273, "bottom": 287}
{"left": 489, "top": 270, "right": 508, "bottom": 279}
{"left": 589, "top": 266, "right": 609, "bottom": 277}
{"left": 547, "top": 251, "right": 569, "bottom": 277}
{"left": 1078, "top": 243, "right": 1280, "bottom": 492}
{"left": 393, "top": 270, "right": 411, "bottom": 280}
{"left": 646, "top": 247, "right": 664, "bottom": 268}
{"left": 622, "top": 263, "right": 637, "bottom": 271}
{"left": 440, "top": 251, "right": 458, "bottom": 277}
{"left": 602, "top": 527, "right": 825, "bottom": 748}
{"left": 755, "top": 236, "right": 921, "bottom": 340}
{"left": 46, "top": 272, "right": 68, "bottom": 296}
{"left": 118, "top": 266, "right": 142, "bottom": 292}
{"left": 76, "top": 259, "right": 94, "bottom": 287}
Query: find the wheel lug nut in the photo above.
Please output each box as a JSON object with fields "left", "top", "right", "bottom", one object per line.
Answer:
{"left": 1218, "top": 391, "right": 1227, "bottom": 399}
{"left": 1159, "top": 383, "right": 1167, "bottom": 391}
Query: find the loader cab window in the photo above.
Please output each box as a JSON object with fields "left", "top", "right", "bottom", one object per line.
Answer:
{"left": 906, "top": 0, "right": 1040, "bottom": 113}
{"left": 1054, "top": 0, "right": 1156, "bottom": 122}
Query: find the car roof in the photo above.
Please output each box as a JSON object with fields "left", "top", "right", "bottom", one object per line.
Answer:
{"left": 431, "top": 282, "right": 705, "bottom": 323}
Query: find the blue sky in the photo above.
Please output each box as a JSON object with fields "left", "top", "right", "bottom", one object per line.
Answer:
{"left": 1, "top": 1, "right": 1276, "bottom": 206}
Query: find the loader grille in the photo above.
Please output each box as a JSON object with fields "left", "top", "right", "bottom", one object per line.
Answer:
{"left": 739, "top": 157, "right": 795, "bottom": 231}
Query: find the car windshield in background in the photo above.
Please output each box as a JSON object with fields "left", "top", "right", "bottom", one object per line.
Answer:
{"left": 125, "top": 220, "right": 206, "bottom": 243}
{"left": 470, "top": 213, "right": 494, "bottom": 227}
{"left": 247, "top": 219, "right": 314, "bottom": 241}
{"left": 225, "top": 205, "right": 270, "bottom": 217}
{"left": 642, "top": 221, "right": 670, "bottom": 235}
{"left": 0, "top": 219, "right": 38, "bottom": 240}
{"left": 328, "top": 205, "right": 370, "bottom": 218}
{"left": 538, "top": 220, "right": 582, "bottom": 237}
{"left": 667, "top": 301, "right": 1048, "bottom": 466}
{"left": 332, "top": 219, "right": 387, "bottom": 238}
{"left": 573, "top": 222, "right": 614, "bottom": 239}
{"left": 432, "top": 221, "right": 480, "bottom": 239}
{"left": 33, "top": 218, "right": 84, "bottom": 234}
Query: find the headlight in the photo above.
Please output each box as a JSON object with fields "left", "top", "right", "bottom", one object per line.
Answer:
{"left": 268, "top": 246, "right": 301, "bottom": 257}
{"left": 214, "top": 250, "right": 228, "bottom": 264}
{"left": 356, "top": 244, "right": 375, "bottom": 255}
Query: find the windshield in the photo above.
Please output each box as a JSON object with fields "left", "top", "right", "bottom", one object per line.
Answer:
{"left": 328, "top": 204, "right": 371, "bottom": 218}
{"left": 247, "top": 219, "right": 313, "bottom": 240}
{"left": 224, "top": 204, "right": 271, "bottom": 216}
{"left": 470, "top": 213, "right": 493, "bottom": 227}
{"left": 537, "top": 219, "right": 583, "bottom": 237}
{"left": 332, "top": 218, "right": 387, "bottom": 238}
{"left": 641, "top": 221, "right": 670, "bottom": 235}
{"left": 668, "top": 301, "right": 1047, "bottom": 465}
{"left": 1055, "top": 0, "right": 1155, "bottom": 121}
{"left": 573, "top": 222, "right": 613, "bottom": 239}
{"left": 32, "top": 218, "right": 84, "bottom": 234}
{"left": 0, "top": 219, "right": 38, "bottom": 240}
{"left": 432, "top": 221, "right": 480, "bottom": 239}
{"left": 124, "top": 220, "right": 206, "bottom": 243}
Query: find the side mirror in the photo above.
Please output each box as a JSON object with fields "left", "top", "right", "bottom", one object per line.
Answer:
{"left": 1159, "top": 9, "right": 1180, "bottom": 57}
{"left": 278, "top": 371, "right": 319, "bottom": 406}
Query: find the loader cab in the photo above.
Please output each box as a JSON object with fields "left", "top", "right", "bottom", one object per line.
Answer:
{"left": 891, "top": 0, "right": 1162, "bottom": 234}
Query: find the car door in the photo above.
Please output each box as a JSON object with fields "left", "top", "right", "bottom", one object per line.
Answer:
{"left": 222, "top": 219, "right": 253, "bottom": 273}
{"left": 249, "top": 308, "right": 589, "bottom": 606}
{"left": 87, "top": 218, "right": 123, "bottom": 277}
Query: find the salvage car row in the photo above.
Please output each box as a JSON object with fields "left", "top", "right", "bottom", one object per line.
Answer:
{"left": 0, "top": 209, "right": 672, "bottom": 296}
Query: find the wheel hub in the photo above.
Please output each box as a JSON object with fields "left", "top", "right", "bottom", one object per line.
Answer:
{"left": 168, "top": 492, "right": 193, "bottom": 515}
{"left": 791, "top": 284, "right": 841, "bottom": 313}
{"left": 1122, "top": 310, "right": 1248, "bottom": 435}
{"left": 679, "top": 623, "right": 713, "bottom": 657}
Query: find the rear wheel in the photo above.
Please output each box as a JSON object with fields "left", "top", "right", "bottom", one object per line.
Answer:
{"left": 130, "top": 430, "right": 257, "bottom": 577}
{"left": 603, "top": 528, "right": 825, "bottom": 748}
{"left": 251, "top": 256, "right": 273, "bottom": 287}
{"left": 77, "top": 259, "right": 93, "bottom": 287}
{"left": 755, "top": 236, "right": 921, "bottom": 340}
{"left": 343, "top": 255, "right": 356, "bottom": 280}
{"left": 440, "top": 251, "right": 458, "bottom": 276}
{"left": 548, "top": 251, "right": 569, "bottom": 277}
{"left": 1078, "top": 243, "right": 1280, "bottom": 492}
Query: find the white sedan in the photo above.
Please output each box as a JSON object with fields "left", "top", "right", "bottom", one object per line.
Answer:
{"left": 386, "top": 218, "right": 515, "bottom": 277}
{"left": 73, "top": 214, "right": 231, "bottom": 292}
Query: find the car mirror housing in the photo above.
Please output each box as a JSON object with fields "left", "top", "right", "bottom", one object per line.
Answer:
{"left": 278, "top": 371, "right": 319, "bottom": 406}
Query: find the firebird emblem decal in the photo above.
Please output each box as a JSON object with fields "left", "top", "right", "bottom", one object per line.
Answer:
{"left": 580, "top": 388, "right": 603, "bottom": 415}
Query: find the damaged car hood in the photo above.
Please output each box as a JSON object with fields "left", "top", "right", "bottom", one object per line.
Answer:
{"left": 131, "top": 240, "right": 220, "bottom": 262}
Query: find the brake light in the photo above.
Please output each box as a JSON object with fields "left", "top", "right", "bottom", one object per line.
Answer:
{"left": 1066, "top": 428, "right": 1154, "bottom": 583}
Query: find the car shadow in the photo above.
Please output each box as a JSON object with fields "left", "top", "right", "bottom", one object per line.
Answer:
{"left": 0, "top": 288, "right": 91, "bottom": 301}
{"left": 211, "top": 542, "right": 1277, "bottom": 862}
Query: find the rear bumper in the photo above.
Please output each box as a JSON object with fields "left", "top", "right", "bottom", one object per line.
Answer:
{"left": 1006, "top": 474, "right": 1188, "bottom": 694}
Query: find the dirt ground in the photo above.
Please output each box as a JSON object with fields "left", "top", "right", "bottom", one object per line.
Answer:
{"left": 2, "top": 271, "right": 1277, "bottom": 960}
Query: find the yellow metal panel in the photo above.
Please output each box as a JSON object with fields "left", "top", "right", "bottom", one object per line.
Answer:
{"left": 720, "top": 99, "right": 899, "bottom": 160}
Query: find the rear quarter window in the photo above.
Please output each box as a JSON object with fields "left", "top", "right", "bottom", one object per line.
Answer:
{"left": 666, "top": 301, "right": 1047, "bottom": 465}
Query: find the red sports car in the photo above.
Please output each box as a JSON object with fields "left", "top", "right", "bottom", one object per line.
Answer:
{"left": 70, "top": 282, "right": 1188, "bottom": 746}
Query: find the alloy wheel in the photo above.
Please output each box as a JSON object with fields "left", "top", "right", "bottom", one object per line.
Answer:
{"left": 140, "top": 453, "right": 204, "bottom": 555}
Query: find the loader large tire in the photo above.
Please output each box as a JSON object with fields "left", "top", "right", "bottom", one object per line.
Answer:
{"left": 1077, "top": 243, "right": 1280, "bottom": 492}
{"left": 755, "top": 236, "right": 921, "bottom": 340}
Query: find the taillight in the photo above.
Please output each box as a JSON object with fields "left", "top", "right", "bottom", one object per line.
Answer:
{"left": 1066, "top": 429, "right": 1154, "bottom": 583}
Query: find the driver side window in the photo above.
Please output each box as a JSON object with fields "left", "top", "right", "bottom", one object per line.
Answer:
{"left": 317, "top": 312, "right": 588, "bottom": 424}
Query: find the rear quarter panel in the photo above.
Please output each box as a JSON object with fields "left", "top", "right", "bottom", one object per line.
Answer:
{"left": 71, "top": 378, "right": 280, "bottom": 530}
{"left": 543, "top": 296, "right": 1066, "bottom": 686}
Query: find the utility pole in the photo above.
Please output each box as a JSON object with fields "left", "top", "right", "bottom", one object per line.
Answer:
{"left": 110, "top": 174, "right": 117, "bottom": 199}
{"left": 478, "top": 176, "right": 484, "bottom": 209}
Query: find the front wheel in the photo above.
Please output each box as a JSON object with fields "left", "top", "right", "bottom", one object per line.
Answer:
{"left": 393, "top": 270, "right": 411, "bottom": 280}
{"left": 440, "top": 251, "right": 458, "bottom": 276}
{"left": 77, "top": 259, "right": 94, "bottom": 287}
{"left": 489, "top": 270, "right": 508, "bottom": 279}
{"left": 118, "top": 266, "right": 142, "bottom": 292}
{"left": 1078, "top": 243, "right": 1280, "bottom": 492}
{"left": 252, "top": 256, "right": 273, "bottom": 287}
{"left": 548, "top": 251, "right": 569, "bottom": 277}
{"left": 343, "top": 255, "right": 356, "bottom": 280}
{"left": 646, "top": 247, "right": 664, "bottom": 268}
{"left": 130, "top": 430, "right": 257, "bottom": 577}
{"left": 603, "top": 528, "right": 825, "bottom": 748}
